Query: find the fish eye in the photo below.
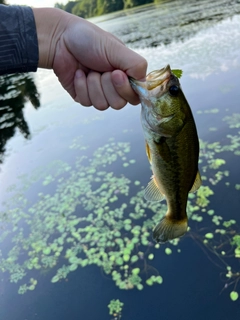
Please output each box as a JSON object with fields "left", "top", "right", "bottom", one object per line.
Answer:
{"left": 169, "top": 85, "right": 179, "bottom": 97}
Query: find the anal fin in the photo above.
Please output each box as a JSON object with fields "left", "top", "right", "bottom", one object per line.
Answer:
{"left": 144, "top": 176, "right": 165, "bottom": 202}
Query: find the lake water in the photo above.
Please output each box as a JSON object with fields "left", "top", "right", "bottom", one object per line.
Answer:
{"left": 0, "top": 0, "right": 240, "bottom": 319}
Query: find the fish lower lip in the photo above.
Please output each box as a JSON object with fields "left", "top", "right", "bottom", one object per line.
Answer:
{"left": 146, "top": 65, "right": 172, "bottom": 90}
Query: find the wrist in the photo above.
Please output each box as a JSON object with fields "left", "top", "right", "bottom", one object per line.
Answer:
{"left": 32, "top": 8, "right": 69, "bottom": 69}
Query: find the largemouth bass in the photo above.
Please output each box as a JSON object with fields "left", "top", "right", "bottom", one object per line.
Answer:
{"left": 130, "top": 65, "right": 201, "bottom": 243}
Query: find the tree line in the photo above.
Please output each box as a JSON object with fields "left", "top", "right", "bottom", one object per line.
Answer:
{"left": 54, "top": 0, "right": 161, "bottom": 19}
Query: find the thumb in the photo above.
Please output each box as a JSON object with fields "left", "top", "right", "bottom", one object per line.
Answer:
{"left": 107, "top": 40, "right": 147, "bottom": 80}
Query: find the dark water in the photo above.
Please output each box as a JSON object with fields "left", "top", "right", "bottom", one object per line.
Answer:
{"left": 1, "top": 1, "right": 240, "bottom": 320}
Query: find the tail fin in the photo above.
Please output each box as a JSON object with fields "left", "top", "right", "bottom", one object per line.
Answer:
{"left": 153, "top": 216, "right": 188, "bottom": 243}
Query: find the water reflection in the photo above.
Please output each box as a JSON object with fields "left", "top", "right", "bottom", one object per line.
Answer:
{"left": 0, "top": 73, "right": 40, "bottom": 164}
{"left": 0, "top": 2, "right": 240, "bottom": 320}
{"left": 96, "top": 0, "right": 240, "bottom": 48}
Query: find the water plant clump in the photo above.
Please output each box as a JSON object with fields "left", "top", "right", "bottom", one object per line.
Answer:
{"left": 0, "top": 112, "right": 240, "bottom": 301}
{"left": 0, "top": 140, "right": 165, "bottom": 292}
{"left": 108, "top": 299, "right": 124, "bottom": 319}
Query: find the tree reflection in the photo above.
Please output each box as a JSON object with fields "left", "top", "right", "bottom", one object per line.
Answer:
{"left": 0, "top": 73, "right": 40, "bottom": 163}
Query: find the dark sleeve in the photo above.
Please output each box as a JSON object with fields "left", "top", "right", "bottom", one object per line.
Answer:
{"left": 0, "top": 5, "right": 39, "bottom": 75}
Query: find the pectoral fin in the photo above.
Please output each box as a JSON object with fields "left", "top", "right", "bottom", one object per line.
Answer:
{"left": 145, "top": 142, "right": 152, "bottom": 164}
{"left": 144, "top": 176, "right": 165, "bottom": 202}
{"left": 189, "top": 170, "right": 202, "bottom": 193}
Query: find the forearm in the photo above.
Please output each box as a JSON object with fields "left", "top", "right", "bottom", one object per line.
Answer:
{"left": 0, "top": 4, "right": 38, "bottom": 75}
{"left": 32, "top": 7, "right": 69, "bottom": 69}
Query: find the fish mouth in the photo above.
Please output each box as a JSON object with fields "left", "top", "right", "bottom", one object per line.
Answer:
{"left": 129, "top": 65, "right": 172, "bottom": 95}
{"left": 146, "top": 65, "right": 171, "bottom": 90}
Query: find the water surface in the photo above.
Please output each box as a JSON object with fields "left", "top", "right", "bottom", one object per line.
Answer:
{"left": 0, "top": 1, "right": 240, "bottom": 319}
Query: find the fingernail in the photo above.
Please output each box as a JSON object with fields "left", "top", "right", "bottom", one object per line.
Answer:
{"left": 113, "top": 73, "right": 125, "bottom": 86}
{"left": 75, "top": 69, "right": 84, "bottom": 79}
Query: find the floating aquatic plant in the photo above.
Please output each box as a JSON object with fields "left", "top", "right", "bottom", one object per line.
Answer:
{"left": 172, "top": 69, "right": 183, "bottom": 79}
{"left": 223, "top": 113, "right": 240, "bottom": 129}
{"left": 18, "top": 278, "right": 38, "bottom": 294}
{"left": 108, "top": 299, "right": 124, "bottom": 319}
{"left": 146, "top": 275, "right": 163, "bottom": 286}
{"left": 0, "top": 109, "right": 240, "bottom": 302}
{"left": 197, "top": 108, "right": 219, "bottom": 114}
{"left": 0, "top": 140, "right": 166, "bottom": 292}
{"left": 230, "top": 291, "right": 239, "bottom": 302}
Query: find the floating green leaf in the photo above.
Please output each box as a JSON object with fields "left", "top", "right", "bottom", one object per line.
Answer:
{"left": 123, "top": 254, "right": 130, "bottom": 262}
{"left": 165, "top": 248, "right": 172, "bottom": 255}
{"left": 51, "top": 275, "right": 60, "bottom": 283}
{"left": 69, "top": 263, "right": 78, "bottom": 271}
{"left": 172, "top": 69, "right": 183, "bottom": 79}
{"left": 132, "top": 268, "right": 140, "bottom": 275}
{"left": 230, "top": 291, "right": 239, "bottom": 301}
{"left": 155, "top": 276, "right": 163, "bottom": 284}
{"left": 43, "top": 247, "right": 51, "bottom": 255}
{"left": 205, "top": 233, "right": 214, "bottom": 239}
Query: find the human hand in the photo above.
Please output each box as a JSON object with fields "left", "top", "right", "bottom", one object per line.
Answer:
{"left": 33, "top": 8, "right": 147, "bottom": 110}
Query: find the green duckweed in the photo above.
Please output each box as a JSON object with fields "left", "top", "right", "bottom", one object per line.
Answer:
{"left": 0, "top": 122, "right": 240, "bottom": 302}
{"left": 230, "top": 291, "right": 239, "bottom": 301}
{"left": 165, "top": 248, "right": 172, "bottom": 255}
{"left": 108, "top": 299, "right": 124, "bottom": 316}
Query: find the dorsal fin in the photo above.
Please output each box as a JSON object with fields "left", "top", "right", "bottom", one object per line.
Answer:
{"left": 144, "top": 176, "right": 165, "bottom": 202}
{"left": 189, "top": 170, "right": 202, "bottom": 193}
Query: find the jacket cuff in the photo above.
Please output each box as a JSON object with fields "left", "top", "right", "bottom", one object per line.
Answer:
{"left": 0, "top": 5, "right": 39, "bottom": 75}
